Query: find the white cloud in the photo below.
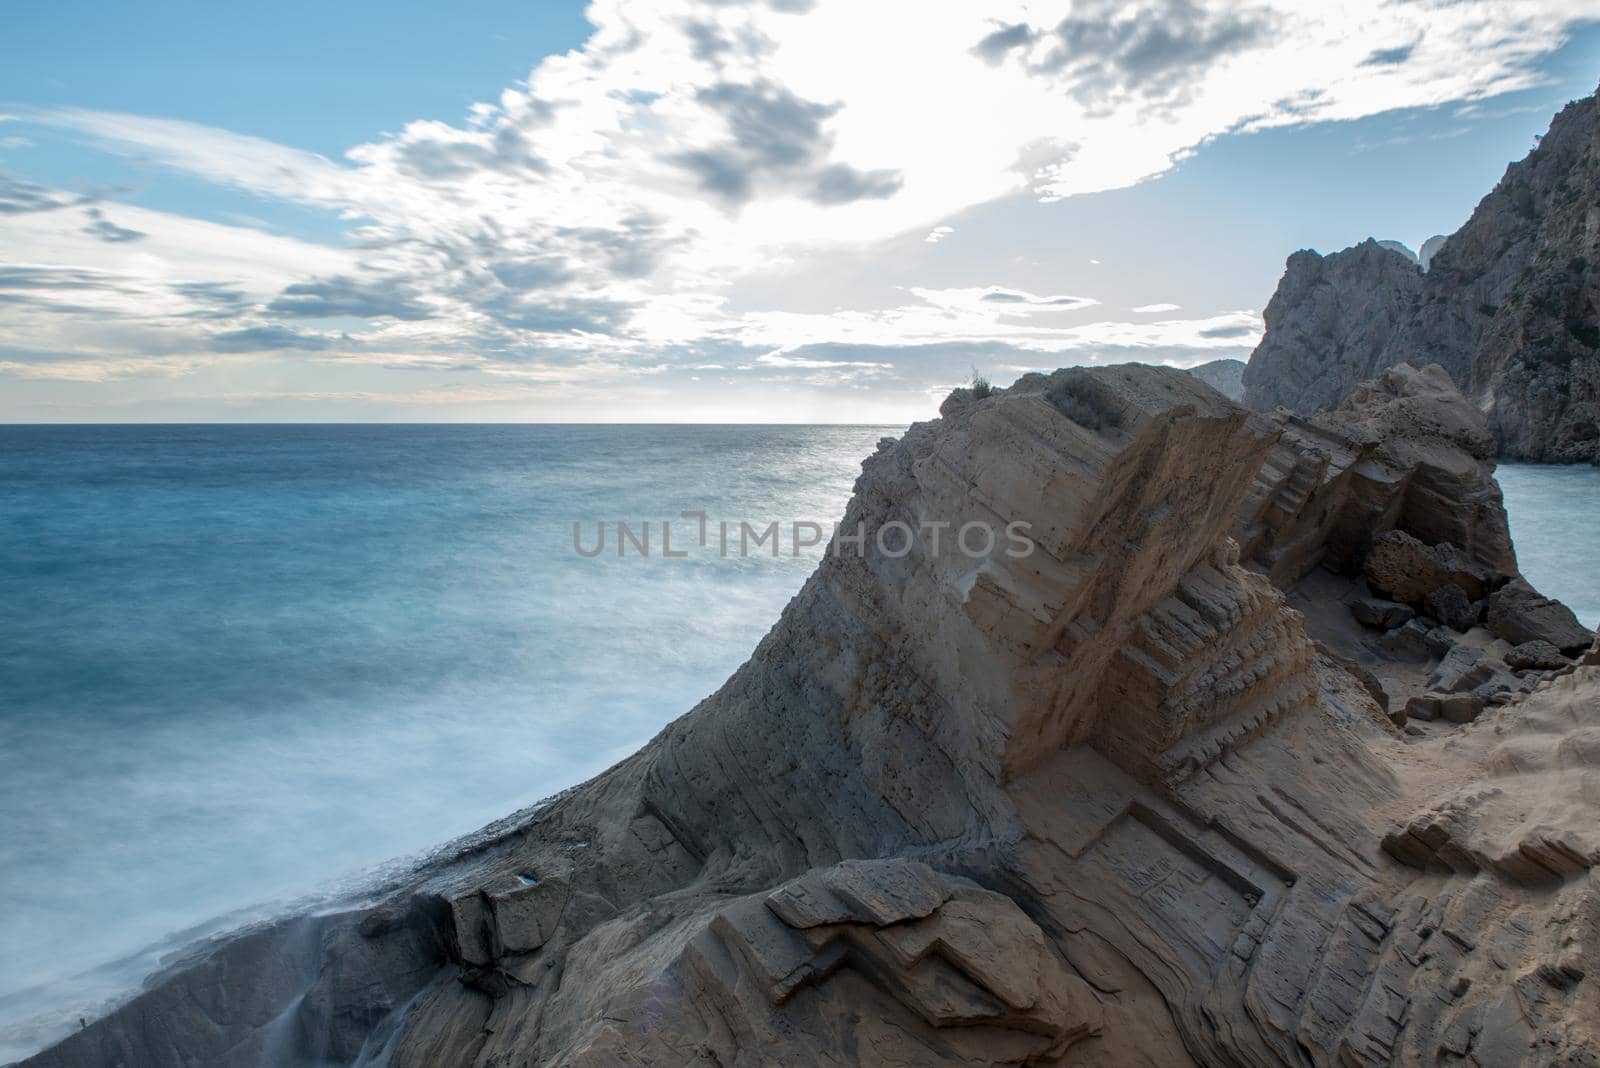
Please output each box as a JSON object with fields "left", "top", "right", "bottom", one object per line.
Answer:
{"left": 755, "top": 353, "right": 893, "bottom": 370}
{"left": 2, "top": 0, "right": 1591, "bottom": 412}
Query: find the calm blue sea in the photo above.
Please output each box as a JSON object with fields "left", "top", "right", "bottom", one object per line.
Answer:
{"left": 0, "top": 423, "right": 892, "bottom": 1059}
{"left": 1496, "top": 464, "right": 1600, "bottom": 630}
{"left": 0, "top": 430, "right": 1594, "bottom": 1060}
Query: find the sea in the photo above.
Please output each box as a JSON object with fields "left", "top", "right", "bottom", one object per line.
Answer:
{"left": 0, "top": 428, "right": 1594, "bottom": 1061}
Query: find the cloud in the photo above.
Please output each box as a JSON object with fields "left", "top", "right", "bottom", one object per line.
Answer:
{"left": 0, "top": 265, "right": 117, "bottom": 291}
{"left": 1198, "top": 323, "right": 1255, "bottom": 338}
{"left": 266, "top": 276, "right": 435, "bottom": 321}
{"left": 667, "top": 80, "right": 901, "bottom": 206}
{"left": 81, "top": 207, "right": 146, "bottom": 243}
{"left": 912, "top": 285, "right": 1100, "bottom": 314}
{"left": 2, "top": 0, "right": 1592, "bottom": 412}
{"left": 1362, "top": 43, "right": 1417, "bottom": 66}
{"left": 208, "top": 325, "right": 337, "bottom": 352}
{"left": 1032, "top": 0, "right": 1274, "bottom": 106}
{"left": 23, "top": 108, "right": 362, "bottom": 209}
{"left": 809, "top": 162, "right": 901, "bottom": 204}
{"left": 755, "top": 352, "right": 892, "bottom": 369}
{"left": 973, "top": 22, "right": 1038, "bottom": 65}
{"left": 0, "top": 172, "right": 75, "bottom": 215}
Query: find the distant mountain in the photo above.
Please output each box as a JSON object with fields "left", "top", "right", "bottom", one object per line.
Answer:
{"left": 1376, "top": 239, "right": 1418, "bottom": 265}
{"left": 1243, "top": 84, "right": 1600, "bottom": 462}
{"left": 1182, "top": 357, "right": 1245, "bottom": 401}
{"left": 1418, "top": 234, "right": 1449, "bottom": 271}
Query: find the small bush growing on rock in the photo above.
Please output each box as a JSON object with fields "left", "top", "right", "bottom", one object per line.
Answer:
{"left": 1045, "top": 372, "right": 1118, "bottom": 431}
{"left": 970, "top": 368, "right": 992, "bottom": 399}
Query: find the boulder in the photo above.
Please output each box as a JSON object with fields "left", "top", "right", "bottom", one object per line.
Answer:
{"left": 1350, "top": 597, "right": 1414, "bottom": 630}
{"left": 1486, "top": 580, "right": 1595, "bottom": 653}
{"left": 1405, "top": 691, "right": 1484, "bottom": 724}
{"left": 1369, "top": 618, "right": 1450, "bottom": 661}
{"left": 1504, "top": 640, "right": 1569, "bottom": 671}
{"left": 1363, "top": 531, "right": 1488, "bottom": 606}
{"left": 1428, "top": 645, "right": 1493, "bottom": 693}
{"left": 1424, "top": 584, "right": 1477, "bottom": 632}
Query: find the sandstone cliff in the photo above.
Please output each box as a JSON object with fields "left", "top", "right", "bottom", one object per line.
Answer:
{"left": 1243, "top": 86, "right": 1600, "bottom": 463}
{"left": 23, "top": 364, "right": 1598, "bottom": 1067}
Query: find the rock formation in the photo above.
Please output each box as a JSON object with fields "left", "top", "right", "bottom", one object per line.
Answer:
{"left": 1181, "top": 357, "right": 1246, "bottom": 401}
{"left": 1418, "top": 234, "right": 1449, "bottom": 272}
{"left": 22, "top": 364, "right": 1599, "bottom": 1068}
{"left": 1243, "top": 85, "right": 1600, "bottom": 463}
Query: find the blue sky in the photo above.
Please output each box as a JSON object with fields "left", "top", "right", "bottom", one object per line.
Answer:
{"left": 2, "top": 1, "right": 1597, "bottom": 422}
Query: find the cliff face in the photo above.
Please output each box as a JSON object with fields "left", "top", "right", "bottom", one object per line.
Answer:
{"left": 25, "top": 365, "right": 1600, "bottom": 1068}
{"left": 1243, "top": 86, "right": 1600, "bottom": 463}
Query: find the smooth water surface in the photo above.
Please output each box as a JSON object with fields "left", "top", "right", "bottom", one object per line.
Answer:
{"left": 1496, "top": 463, "right": 1600, "bottom": 629}
{"left": 0, "top": 423, "right": 892, "bottom": 1058}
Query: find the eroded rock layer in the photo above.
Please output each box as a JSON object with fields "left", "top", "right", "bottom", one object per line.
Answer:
{"left": 25, "top": 364, "right": 1599, "bottom": 1068}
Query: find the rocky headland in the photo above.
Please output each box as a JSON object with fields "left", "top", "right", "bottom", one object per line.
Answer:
{"left": 22, "top": 361, "right": 1599, "bottom": 1067}
{"left": 1242, "top": 84, "right": 1600, "bottom": 463}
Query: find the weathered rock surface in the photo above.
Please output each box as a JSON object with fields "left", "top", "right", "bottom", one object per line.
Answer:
{"left": 1243, "top": 84, "right": 1600, "bottom": 462}
{"left": 1350, "top": 596, "right": 1412, "bottom": 631}
{"left": 1507, "top": 639, "right": 1570, "bottom": 671}
{"left": 1488, "top": 579, "right": 1596, "bottom": 653}
{"left": 23, "top": 365, "right": 1600, "bottom": 1068}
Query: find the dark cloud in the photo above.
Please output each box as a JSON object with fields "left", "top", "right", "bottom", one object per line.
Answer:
{"left": 1036, "top": 0, "right": 1273, "bottom": 106}
{"left": 0, "top": 267, "right": 135, "bottom": 318}
{"left": 557, "top": 215, "right": 679, "bottom": 279}
{"left": 393, "top": 125, "right": 547, "bottom": 182}
{"left": 488, "top": 258, "right": 576, "bottom": 291}
{"left": 0, "top": 172, "right": 75, "bottom": 215}
{"left": 675, "top": 148, "right": 757, "bottom": 202}
{"left": 0, "top": 266, "right": 114, "bottom": 291}
{"left": 483, "top": 296, "right": 635, "bottom": 335}
{"left": 171, "top": 281, "right": 252, "bottom": 320}
{"left": 267, "top": 276, "right": 435, "bottom": 321}
{"left": 209, "top": 325, "right": 336, "bottom": 352}
{"left": 809, "top": 163, "right": 901, "bottom": 204}
{"left": 81, "top": 207, "right": 147, "bottom": 243}
{"left": 672, "top": 81, "right": 833, "bottom": 203}
{"left": 685, "top": 20, "right": 733, "bottom": 62}
{"left": 0, "top": 293, "right": 109, "bottom": 316}
{"left": 671, "top": 80, "right": 901, "bottom": 207}
{"left": 0, "top": 269, "right": 254, "bottom": 325}
{"left": 1198, "top": 324, "right": 1255, "bottom": 338}
{"left": 973, "top": 22, "right": 1038, "bottom": 65}
{"left": 980, "top": 290, "right": 1031, "bottom": 303}
{"left": 1361, "top": 43, "right": 1416, "bottom": 66}
{"left": 706, "top": 81, "right": 833, "bottom": 165}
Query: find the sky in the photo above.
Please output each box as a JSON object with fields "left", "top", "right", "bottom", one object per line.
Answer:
{"left": 1, "top": 1, "right": 1598, "bottom": 424}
